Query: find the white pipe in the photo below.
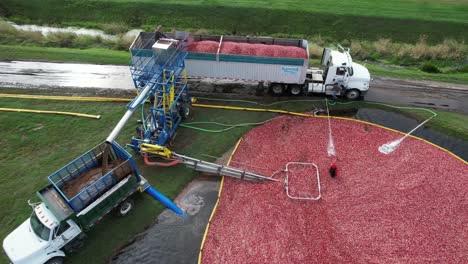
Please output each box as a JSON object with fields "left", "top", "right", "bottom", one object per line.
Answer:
{"left": 216, "top": 35, "right": 223, "bottom": 62}
{"left": 106, "top": 83, "right": 154, "bottom": 143}
{"left": 285, "top": 162, "right": 321, "bottom": 201}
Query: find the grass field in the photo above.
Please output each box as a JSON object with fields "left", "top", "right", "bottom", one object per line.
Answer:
{"left": 0, "top": 45, "right": 129, "bottom": 65}
{"left": 364, "top": 62, "right": 468, "bottom": 85}
{"left": 1, "top": 1, "right": 466, "bottom": 84}
{"left": 1, "top": 0, "right": 467, "bottom": 43}
{"left": 0, "top": 97, "right": 273, "bottom": 264}
{"left": 0, "top": 94, "right": 467, "bottom": 263}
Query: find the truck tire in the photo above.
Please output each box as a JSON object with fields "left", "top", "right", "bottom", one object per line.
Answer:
{"left": 289, "top": 84, "right": 302, "bottom": 96}
{"left": 180, "top": 103, "right": 191, "bottom": 119}
{"left": 116, "top": 198, "right": 134, "bottom": 217}
{"left": 345, "top": 89, "right": 361, "bottom": 100}
{"left": 271, "top": 84, "right": 285, "bottom": 96}
{"left": 46, "top": 257, "right": 64, "bottom": 264}
{"left": 64, "top": 233, "right": 86, "bottom": 253}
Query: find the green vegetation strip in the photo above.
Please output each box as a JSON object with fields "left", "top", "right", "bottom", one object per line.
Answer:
{"left": 365, "top": 63, "right": 468, "bottom": 85}
{"left": 0, "top": 45, "right": 129, "bottom": 65}
{"left": 2, "top": 0, "right": 467, "bottom": 43}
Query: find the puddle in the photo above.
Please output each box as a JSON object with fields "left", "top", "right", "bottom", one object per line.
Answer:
{"left": 0, "top": 61, "right": 134, "bottom": 89}
{"left": 110, "top": 177, "right": 220, "bottom": 264}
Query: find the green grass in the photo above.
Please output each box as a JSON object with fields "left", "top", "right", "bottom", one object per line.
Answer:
{"left": 410, "top": 110, "right": 468, "bottom": 141}
{"left": 0, "top": 95, "right": 467, "bottom": 263}
{"left": 364, "top": 62, "right": 468, "bottom": 84}
{"left": 1, "top": 0, "right": 467, "bottom": 43}
{"left": 0, "top": 97, "right": 273, "bottom": 264}
{"left": 0, "top": 45, "right": 130, "bottom": 65}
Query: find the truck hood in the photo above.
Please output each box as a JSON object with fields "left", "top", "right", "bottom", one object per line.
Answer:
{"left": 352, "top": 62, "right": 370, "bottom": 81}
{"left": 3, "top": 219, "right": 48, "bottom": 264}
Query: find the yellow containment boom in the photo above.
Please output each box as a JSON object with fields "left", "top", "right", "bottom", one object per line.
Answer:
{"left": 0, "top": 107, "right": 101, "bottom": 119}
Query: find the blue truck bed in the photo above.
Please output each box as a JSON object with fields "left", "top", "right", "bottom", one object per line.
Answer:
{"left": 47, "top": 142, "right": 140, "bottom": 213}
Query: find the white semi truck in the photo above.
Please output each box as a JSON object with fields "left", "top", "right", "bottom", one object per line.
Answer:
{"left": 185, "top": 33, "right": 370, "bottom": 99}
{"left": 132, "top": 32, "right": 371, "bottom": 100}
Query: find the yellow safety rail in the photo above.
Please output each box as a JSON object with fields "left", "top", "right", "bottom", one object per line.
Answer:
{"left": 169, "top": 71, "right": 175, "bottom": 106}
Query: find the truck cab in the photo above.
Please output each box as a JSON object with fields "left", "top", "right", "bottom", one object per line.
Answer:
{"left": 307, "top": 47, "right": 370, "bottom": 100}
{"left": 3, "top": 203, "right": 81, "bottom": 264}
{"left": 3, "top": 142, "right": 145, "bottom": 264}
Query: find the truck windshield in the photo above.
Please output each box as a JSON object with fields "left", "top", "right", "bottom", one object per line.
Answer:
{"left": 30, "top": 213, "right": 51, "bottom": 241}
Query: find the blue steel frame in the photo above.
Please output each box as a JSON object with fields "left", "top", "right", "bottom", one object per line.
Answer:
{"left": 126, "top": 32, "right": 191, "bottom": 152}
{"left": 48, "top": 142, "right": 140, "bottom": 212}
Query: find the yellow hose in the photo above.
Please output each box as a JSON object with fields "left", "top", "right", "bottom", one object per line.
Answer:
{"left": 0, "top": 107, "right": 101, "bottom": 119}
{"left": 0, "top": 93, "right": 131, "bottom": 102}
{"left": 197, "top": 137, "right": 243, "bottom": 264}
{"left": 192, "top": 103, "right": 315, "bottom": 117}
{"left": 0, "top": 93, "right": 464, "bottom": 163}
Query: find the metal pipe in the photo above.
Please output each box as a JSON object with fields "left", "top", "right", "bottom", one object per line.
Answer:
{"left": 106, "top": 83, "right": 154, "bottom": 143}
{"left": 145, "top": 186, "right": 185, "bottom": 216}
{"left": 176, "top": 154, "right": 278, "bottom": 182}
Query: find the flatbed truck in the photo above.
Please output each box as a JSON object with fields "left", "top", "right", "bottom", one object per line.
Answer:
{"left": 2, "top": 142, "right": 149, "bottom": 264}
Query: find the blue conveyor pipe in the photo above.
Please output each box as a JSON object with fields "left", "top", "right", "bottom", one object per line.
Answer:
{"left": 145, "top": 186, "right": 185, "bottom": 217}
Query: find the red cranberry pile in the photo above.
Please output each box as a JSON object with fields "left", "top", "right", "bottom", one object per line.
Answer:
{"left": 201, "top": 116, "right": 467, "bottom": 264}
{"left": 188, "top": 41, "right": 308, "bottom": 59}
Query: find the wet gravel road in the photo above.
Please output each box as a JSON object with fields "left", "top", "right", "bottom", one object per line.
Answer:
{"left": 1, "top": 61, "right": 467, "bottom": 113}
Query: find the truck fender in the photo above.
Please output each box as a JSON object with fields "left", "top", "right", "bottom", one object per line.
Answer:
{"left": 43, "top": 250, "right": 66, "bottom": 264}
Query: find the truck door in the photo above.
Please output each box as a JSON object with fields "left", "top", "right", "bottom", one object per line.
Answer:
{"left": 325, "top": 66, "right": 346, "bottom": 84}
{"left": 320, "top": 48, "right": 332, "bottom": 67}
{"left": 50, "top": 220, "right": 81, "bottom": 250}
{"left": 324, "top": 66, "right": 348, "bottom": 94}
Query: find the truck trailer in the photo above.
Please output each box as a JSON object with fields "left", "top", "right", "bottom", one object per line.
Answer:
{"left": 133, "top": 32, "right": 371, "bottom": 99}
{"left": 3, "top": 142, "right": 147, "bottom": 264}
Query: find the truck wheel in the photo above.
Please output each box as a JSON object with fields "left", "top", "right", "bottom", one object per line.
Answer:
{"left": 180, "top": 104, "right": 191, "bottom": 119}
{"left": 116, "top": 198, "right": 134, "bottom": 217}
{"left": 46, "top": 257, "right": 64, "bottom": 264}
{"left": 345, "top": 89, "right": 361, "bottom": 100}
{"left": 271, "top": 84, "right": 285, "bottom": 96}
{"left": 289, "top": 85, "right": 302, "bottom": 96}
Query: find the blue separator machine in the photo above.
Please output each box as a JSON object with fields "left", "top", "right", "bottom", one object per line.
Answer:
{"left": 101, "top": 31, "right": 193, "bottom": 215}
{"left": 125, "top": 31, "right": 191, "bottom": 152}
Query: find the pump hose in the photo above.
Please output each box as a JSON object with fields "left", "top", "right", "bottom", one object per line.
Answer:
{"left": 142, "top": 153, "right": 182, "bottom": 167}
{"left": 179, "top": 118, "right": 277, "bottom": 133}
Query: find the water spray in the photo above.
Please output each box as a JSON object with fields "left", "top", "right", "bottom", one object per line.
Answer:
{"left": 379, "top": 114, "right": 436, "bottom": 154}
